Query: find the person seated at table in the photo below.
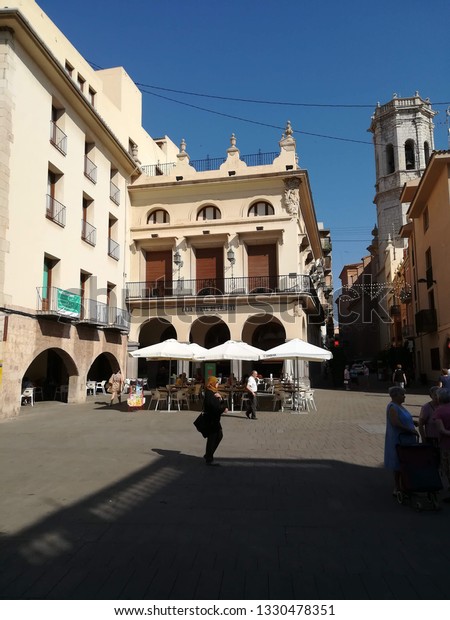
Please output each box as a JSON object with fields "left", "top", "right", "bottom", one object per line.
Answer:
{"left": 194, "top": 369, "right": 204, "bottom": 383}
{"left": 175, "top": 372, "right": 187, "bottom": 387}
{"left": 227, "top": 373, "right": 236, "bottom": 387}
{"left": 156, "top": 365, "right": 169, "bottom": 387}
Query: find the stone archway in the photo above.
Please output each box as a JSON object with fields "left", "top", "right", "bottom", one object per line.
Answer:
{"left": 190, "top": 316, "right": 231, "bottom": 379}
{"left": 21, "top": 346, "right": 78, "bottom": 402}
{"left": 242, "top": 315, "right": 286, "bottom": 378}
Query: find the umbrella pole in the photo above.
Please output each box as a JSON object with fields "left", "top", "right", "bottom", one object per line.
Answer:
{"left": 168, "top": 359, "right": 172, "bottom": 410}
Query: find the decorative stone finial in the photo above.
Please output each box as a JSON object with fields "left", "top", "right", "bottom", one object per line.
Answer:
{"left": 180, "top": 138, "right": 186, "bottom": 153}
{"left": 230, "top": 133, "right": 236, "bottom": 148}
{"left": 285, "top": 120, "right": 293, "bottom": 137}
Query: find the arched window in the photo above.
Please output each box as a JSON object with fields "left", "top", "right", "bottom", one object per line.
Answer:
{"left": 386, "top": 144, "right": 395, "bottom": 174}
{"left": 248, "top": 201, "right": 274, "bottom": 216}
{"left": 405, "top": 139, "right": 415, "bottom": 170}
{"left": 147, "top": 209, "right": 169, "bottom": 224}
{"left": 424, "top": 141, "right": 430, "bottom": 165}
{"left": 197, "top": 205, "right": 221, "bottom": 220}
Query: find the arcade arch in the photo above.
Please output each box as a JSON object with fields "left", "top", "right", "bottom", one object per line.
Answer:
{"left": 21, "top": 347, "right": 78, "bottom": 402}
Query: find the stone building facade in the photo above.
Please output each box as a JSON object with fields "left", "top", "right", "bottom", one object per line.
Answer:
{"left": 368, "top": 93, "right": 437, "bottom": 349}
{"left": 0, "top": 2, "right": 178, "bottom": 417}
{"left": 126, "top": 128, "right": 332, "bottom": 385}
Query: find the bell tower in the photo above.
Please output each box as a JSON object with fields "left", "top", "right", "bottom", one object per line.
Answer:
{"left": 368, "top": 92, "right": 437, "bottom": 348}
{"left": 368, "top": 92, "right": 437, "bottom": 263}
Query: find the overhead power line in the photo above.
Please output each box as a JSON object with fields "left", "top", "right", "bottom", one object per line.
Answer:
{"left": 134, "top": 80, "right": 450, "bottom": 109}
{"left": 139, "top": 88, "right": 376, "bottom": 146}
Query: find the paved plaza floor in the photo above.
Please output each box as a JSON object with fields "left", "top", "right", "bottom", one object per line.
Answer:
{"left": 1, "top": 386, "right": 450, "bottom": 600}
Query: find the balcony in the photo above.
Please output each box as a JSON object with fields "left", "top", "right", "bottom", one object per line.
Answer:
{"left": 104, "top": 306, "right": 130, "bottom": 333}
{"left": 140, "top": 151, "right": 279, "bottom": 176}
{"left": 399, "top": 287, "right": 412, "bottom": 303}
{"left": 108, "top": 238, "right": 120, "bottom": 260}
{"left": 323, "top": 256, "right": 332, "bottom": 272}
{"left": 49, "top": 120, "right": 67, "bottom": 155}
{"left": 36, "top": 288, "right": 130, "bottom": 332}
{"left": 79, "top": 297, "right": 108, "bottom": 326}
{"left": 84, "top": 155, "right": 97, "bottom": 183}
{"left": 321, "top": 238, "right": 332, "bottom": 254}
{"left": 126, "top": 274, "right": 313, "bottom": 300}
{"left": 110, "top": 181, "right": 120, "bottom": 205}
{"left": 37, "top": 286, "right": 81, "bottom": 319}
{"left": 81, "top": 219, "right": 96, "bottom": 246}
{"left": 46, "top": 195, "right": 66, "bottom": 227}
{"left": 415, "top": 309, "right": 437, "bottom": 334}
{"left": 402, "top": 324, "right": 415, "bottom": 338}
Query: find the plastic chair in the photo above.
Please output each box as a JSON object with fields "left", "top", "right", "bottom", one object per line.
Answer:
{"left": 96, "top": 380, "right": 107, "bottom": 395}
{"left": 54, "top": 385, "right": 68, "bottom": 401}
{"left": 33, "top": 387, "right": 44, "bottom": 401}
{"left": 240, "top": 391, "right": 251, "bottom": 411}
{"left": 190, "top": 383, "right": 203, "bottom": 402}
{"left": 153, "top": 389, "right": 168, "bottom": 410}
{"left": 21, "top": 387, "right": 34, "bottom": 406}
{"left": 172, "top": 389, "right": 190, "bottom": 411}
{"left": 273, "top": 390, "right": 292, "bottom": 412}
{"left": 304, "top": 390, "right": 317, "bottom": 412}
{"left": 86, "top": 381, "right": 96, "bottom": 395}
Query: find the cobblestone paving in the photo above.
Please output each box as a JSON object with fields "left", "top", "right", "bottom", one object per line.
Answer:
{"left": 1, "top": 388, "right": 449, "bottom": 600}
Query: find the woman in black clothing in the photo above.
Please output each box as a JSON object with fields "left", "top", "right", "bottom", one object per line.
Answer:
{"left": 203, "top": 376, "right": 228, "bottom": 466}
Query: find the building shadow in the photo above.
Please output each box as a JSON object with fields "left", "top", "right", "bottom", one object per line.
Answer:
{"left": 1, "top": 447, "right": 450, "bottom": 600}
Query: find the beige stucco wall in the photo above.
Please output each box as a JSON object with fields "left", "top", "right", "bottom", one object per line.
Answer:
{"left": 0, "top": 2, "right": 179, "bottom": 417}
{"left": 410, "top": 153, "right": 450, "bottom": 381}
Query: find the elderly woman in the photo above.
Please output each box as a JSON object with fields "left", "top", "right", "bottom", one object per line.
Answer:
{"left": 384, "top": 386, "right": 419, "bottom": 493}
{"left": 431, "top": 388, "right": 450, "bottom": 499}
{"left": 418, "top": 386, "right": 439, "bottom": 445}
{"left": 203, "top": 376, "right": 228, "bottom": 466}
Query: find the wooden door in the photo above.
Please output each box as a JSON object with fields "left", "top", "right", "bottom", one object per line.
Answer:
{"left": 145, "top": 251, "right": 172, "bottom": 297}
{"left": 247, "top": 244, "right": 277, "bottom": 292}
{"left": 196, "top": 247, "right": 224, "bottom": 294}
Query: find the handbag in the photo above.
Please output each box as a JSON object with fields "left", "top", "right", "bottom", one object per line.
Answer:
{"left": 106, "top": 382, "right": 112, "bottom": 393}
{"left": 193, "top": 412, "right": 210, "bottom": 438}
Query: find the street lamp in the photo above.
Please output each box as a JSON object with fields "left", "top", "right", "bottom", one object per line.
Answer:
{"left": 173, "top": 250, "right": 183, "bottom": 268}
{"left": 227, "top": 247, "right": 235, "bottom": 279}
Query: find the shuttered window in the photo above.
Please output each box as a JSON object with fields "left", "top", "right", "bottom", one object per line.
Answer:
{"left": 196, "top": 248, "right": 224, "bottom": 294}
{"left": 247, "top": 244, "right": 277, "bottom": 291}
{"left": 145, "top": 250, "right": 173, "bottom": 296}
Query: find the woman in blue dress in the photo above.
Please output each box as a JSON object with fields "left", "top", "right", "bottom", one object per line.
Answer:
{"left": 384, "top": 386, "right": 419, "bottom": 493}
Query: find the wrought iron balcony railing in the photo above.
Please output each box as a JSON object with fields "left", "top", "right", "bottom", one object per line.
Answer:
{"left": 49, "top": 120, "right": 67, "bottom": 155}
{"left": 81, "top": 219, "right": 96, "bottom": 246}
{"left": 108, "top": 238, "right": 120, "bottom": 260}
{"left": 84, "top": 155, "right": 97, "bottom": 183}
{"left": 110, "top": 181, "right": 120, "bottom": 205}
{"left": 46, "top": 194, "right": 66, "bottom": 227}
{"left": 140, "top": 151, "right": 280, "bottom": 177}
{"left": 402, "top": 324, "right": 415, "bottom": 338}
{"left": 126, "top": 274, "right": 313, "bottom": 300}
{"left": 37, "top": 286, "right": 129, "bottom": 331}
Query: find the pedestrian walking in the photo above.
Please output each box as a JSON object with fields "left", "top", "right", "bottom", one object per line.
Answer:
{"left": 392, "top": 364, "right": 407, "bottom": 389}
{"left": 438, "top": 369, "right": 450, "bottom": 389}
{"left": 108, "top": 368, "right": 123, "bottom": 407}
{"left": 344, "top": 366, "right": 350, "bottom": 390}
{"left": 245, "top": 370, "right": 258, "bottom": 419}
{"left": 202, "top": 376, "right": 228, "bottom": 466}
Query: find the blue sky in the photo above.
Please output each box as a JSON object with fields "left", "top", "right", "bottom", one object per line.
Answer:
{"left": 38, "top": 0, "right": 450, "bottom": 284}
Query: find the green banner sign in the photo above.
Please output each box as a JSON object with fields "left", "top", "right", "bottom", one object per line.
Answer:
{"left": 57, "top": 289, "right": 81, "bottom": 318}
